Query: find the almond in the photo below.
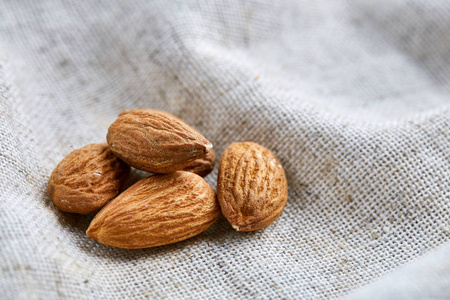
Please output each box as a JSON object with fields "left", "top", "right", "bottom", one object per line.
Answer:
{"left": 182, "top": 149, "right": 216, "bottom": 177}
{"left": 47, "top": 143, "right": 130, "bottom": 214}
{"left": 107, "top": 109, "right": 213, "bottom": 174}
{"left": 86, "top": 171, "right": 220, "bottom": 249}
{"left": 217, "top": 142, "right": 288, "bottom": 231}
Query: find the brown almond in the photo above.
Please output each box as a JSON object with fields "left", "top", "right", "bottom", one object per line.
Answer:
{"left": 47, "top": 143, "right": 130, "bottom": 214}
{"left": 217, "top": 142, "right": 288, "bottom": 231}
{"left": 182, "top": 149, "right": 216, "bottom": 177}
{"left": 86, "top": 171, "right": 220, "bottom": 249}
{"left": 107, "top": 109, "right": 212, "bottom": 174}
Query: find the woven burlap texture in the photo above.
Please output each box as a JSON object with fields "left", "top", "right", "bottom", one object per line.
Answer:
{"left": 1, "top": 1, "right": 449, "bottom": 299}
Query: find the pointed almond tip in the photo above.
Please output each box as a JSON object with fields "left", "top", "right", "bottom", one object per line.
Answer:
{"left": 205, "top": 143, "right": 213, "bottom": 153}
{"left": 232, "top": 225, "right": 240, "bottom": 231}
{"left": 86, "top": 227, "right": 96, "bottom": 240}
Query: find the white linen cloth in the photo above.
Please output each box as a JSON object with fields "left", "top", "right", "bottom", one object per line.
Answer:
{"left": 1, "top": 1, "right": 449, "bottom": 299}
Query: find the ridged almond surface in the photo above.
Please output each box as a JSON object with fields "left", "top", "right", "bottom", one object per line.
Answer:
{"left": 86, "top": 171, "right": 220, "bottom": 249}
{"left": 182, "top": 149, "right": 216, "bottom": 177}
{"left": 107, "top": 109, "right": 213, "bottom": 173}
{"left": 47, "top": 143, "right": 130, "bottom": 214}
{"left": 217, "top": 142, "right": 288, "bottom": 231}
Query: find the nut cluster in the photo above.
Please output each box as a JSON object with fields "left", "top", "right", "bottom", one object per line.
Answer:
{"left": 47, "top": 109, "right": 288, "bottom": 249}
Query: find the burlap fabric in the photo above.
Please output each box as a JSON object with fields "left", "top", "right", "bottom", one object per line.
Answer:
{"left": 1, "top": 1, "right": 449, "bottom": 299}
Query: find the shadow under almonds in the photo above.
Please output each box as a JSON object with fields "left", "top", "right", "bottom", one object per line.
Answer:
{"left": 78, "top": 215, "right": 242, "bottom": 261}
{"left": 57, "top": 211, "right": 94, "bottom": 232}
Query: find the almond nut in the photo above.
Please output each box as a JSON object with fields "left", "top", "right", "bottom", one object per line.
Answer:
{"left": 86, "top": 171, "right": 220, "bottom": 249}
{"left": 217, "top": 142, "right": 288, "bottom": 231}
{"left": 47, "top": 143, "right": 130, "bottom": 214}
{"left": 107, "top": 109, "right": 213, "bottom": 174}
{"left": 182, "top": 149, "right": 216, "bottom": 177}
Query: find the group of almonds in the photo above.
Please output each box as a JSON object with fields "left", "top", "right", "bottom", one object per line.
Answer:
{"left": 47, "top": 109, "right": 288, "bottom": 249}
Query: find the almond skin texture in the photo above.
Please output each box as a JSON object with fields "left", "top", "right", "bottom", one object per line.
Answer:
{"left": 107, "top": 109, "right": 213, "bottom": 174}
{"left": 217, "top": 142, "right": 288, "bottom": 231}
{"left": 182, "top": 149, "right": 216, "bottom": 177}
{"left": 86, "top": 171, "right": 220, "bottom": 249}
{"left": 47, "top": 143, "right": 130, "bottom": 214}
